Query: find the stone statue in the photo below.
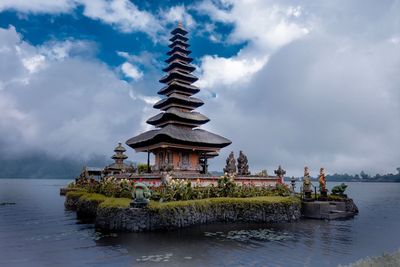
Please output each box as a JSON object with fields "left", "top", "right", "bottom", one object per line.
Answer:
{"left": 302, "top": 166, "right": 312, "bottom": 198}
{"left": 290, "top": 176, "right": 296, "bottom": 193}
{"left": 274, "top": 165, "right": 286, "bottom": 183}
{"left": 223, "top": 151, "right": 236, "bottom": 174}
{"left": 237, "top": 150, "right": 250, "bottom": 175}
{"left": 319, "top": 168, "right": 327, "bottom": 191}
{"left": 131, "top": 182, "right": 151, "bottom": 208}
{"left": 331, "top": 183, "right": 348, "bottom": 196}
{"left": 318, "top": 167, "right": 328, "bottom": 199}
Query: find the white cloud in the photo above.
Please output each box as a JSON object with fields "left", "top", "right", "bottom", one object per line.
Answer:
{"left": 389, "top": 36, "right": 400, "bottom": 45}
{"left": 196, "top": 0, "right": 309, "bottom": 90}
{"left": 21, "top": 54, "right": 46, "bottom": 73}
{"left": 121, "top": 62, "right": 143, "bottom": 81}
{"left": 204, "top": 35, "right": 400, "bottom": 176}
{"left": 39, "top": 39, "right": 95, "bottom": 61}
{"left": 0, "top": 0, "right": 76, "bottom": 13}
{"left": 79, "top": 0, "right": 162, "bottom": 38}
{"left": 0, "top": 26, "right": 151, "bottom": 160}
{"left": 197, "top": 54, "right": 267, "bottom": 89}
{"left": 0, "top": 0, "right": 196, "bottom": 42}
{"left": 161, "top": 5, "right": 196, "bottom": 28}
{"left": 196, "top": 0, "right": 309, "bottom": 49}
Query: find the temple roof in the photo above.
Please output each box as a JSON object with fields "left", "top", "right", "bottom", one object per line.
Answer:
{"left": 168, "top": 40, "right": 190, "bottom": 48}
{"left": 153, "top": 93, "right": 203, "bottom": 110}
{"left": 162, "top": 60, "right": 195, "bottom": 73}
{"left": 157, "top": 81, "right": 200, "bottom": 96}
{"left": 165, "top": 52, "right": 193, "bottom": 64}
{"left": 159, "top": 70, "right": 198, "bottom": 84}
{"left": 169, "top": 33, "right": 189, "bottom": 42}
{"left": 126, "top": 124, "right": 231, "bottom": 150}
{"left": 112, "top": 153, "right": 128, "bottom": 160}
{"left": 114, "top": 142, "right": 126, "bottom": 152}
{"left": 171, "top": 26, "right": 188, "bottom": 35}
{"left": 147, "top": 107, "right": 209, "bottom": 127}
{"left": 105, "top": 162, "right": 129, "bottom": 171}
{"left": 167, "top": 46, "right": 191, "bottom": 56}
{"left": 125, "top": 24, "right": 231, "bottom": 153}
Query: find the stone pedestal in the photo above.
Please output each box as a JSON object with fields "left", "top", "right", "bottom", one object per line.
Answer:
{"left": 302, "top": 200, "right": 358, "bottom": 220}
{"left": 319, "top": 190, "right": 328, "bottom": 201}
{"left": 304, "top": 191, "right": 312, "bottom": 200}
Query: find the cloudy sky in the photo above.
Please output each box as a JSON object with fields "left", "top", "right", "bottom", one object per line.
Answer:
{"left": 0, "top": 0, "right": 399, "bottom": 176}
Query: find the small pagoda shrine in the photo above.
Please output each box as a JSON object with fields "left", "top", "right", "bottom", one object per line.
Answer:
{"left": 103, "top": 142, "right": 132, "bottom": 175}
{"left": 126, "top": 23, "right": 231, "bottom": 174}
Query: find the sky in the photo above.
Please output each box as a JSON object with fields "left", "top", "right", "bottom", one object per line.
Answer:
{"left": 0, "top": 0, "right": 399, "bottom": 176}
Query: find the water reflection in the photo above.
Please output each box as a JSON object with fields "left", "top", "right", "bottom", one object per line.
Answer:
{"left": 93, "top": 219, "right": 358, "bottom": 267}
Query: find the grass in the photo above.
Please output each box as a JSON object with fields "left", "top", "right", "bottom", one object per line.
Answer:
{"left": 66, "top": 190, "right": 87, "bottom": 198}
{"left": 148, "top": 196, "right": 300, "bottom": 212}
{"left": 68, "top": 191, "right": 300, "bottom": 211}
{"left": 79, "top": 193, "right": 107, "bottom": 203}
{"left": 99, "top": 197, "right": 131, "bottom": 209}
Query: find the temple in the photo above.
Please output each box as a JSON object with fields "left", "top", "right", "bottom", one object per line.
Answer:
{"left": 103, "top": 143, "right": 133, "bottom": 176}
{"left": 126, "top": 23, "right": 231, "bottom": 174}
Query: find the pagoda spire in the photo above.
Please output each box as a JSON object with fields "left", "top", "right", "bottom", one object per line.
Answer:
{"left": 112, "top": 142, "right": 128, "bottom": 165}
{"left": 126, "top": 25, "right": 231, "bottom": 173}
{"left": 149, "top": 24, "right": 210, "bottom": 128}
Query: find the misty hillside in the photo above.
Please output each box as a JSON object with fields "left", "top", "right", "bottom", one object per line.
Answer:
{"left": 0, "top": 153, "right": 110, "bottom": 179}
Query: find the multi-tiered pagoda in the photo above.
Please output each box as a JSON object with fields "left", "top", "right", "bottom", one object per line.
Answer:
{"left": 103, "top": 142, "right": 131, "bottom": 175}
{"left": 126, "top": 24, "right": 231, "bottom": 174}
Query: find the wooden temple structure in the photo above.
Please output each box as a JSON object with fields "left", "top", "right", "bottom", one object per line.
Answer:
{"left": 126, "top": 23, "right": 231, "bottom": 174}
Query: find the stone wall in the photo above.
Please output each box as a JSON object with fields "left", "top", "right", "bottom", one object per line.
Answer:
{"left": 65, "top": 194, "right": 301, "bottom": 232}
{"left": 301, "top": 198, "right": 359, "bottom": 220}
{"left": 96, "top": 202, "right": 301, "bottom": 232}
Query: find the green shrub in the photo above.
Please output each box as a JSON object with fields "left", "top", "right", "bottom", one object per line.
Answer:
{"left": 148, "top": 196, "right": 300, "bottom": 212}
{"left": 71, "top": 174, "right": 292, "bottom": 202}
{"left": 137, "top": 163, "right": 149, "bottom": 174}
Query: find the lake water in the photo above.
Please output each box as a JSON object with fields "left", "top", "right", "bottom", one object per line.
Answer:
{"left": 0, "top": 179, "right": 399, "bottom": 267}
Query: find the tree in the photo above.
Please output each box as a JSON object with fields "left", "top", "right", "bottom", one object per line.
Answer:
{"left": 360, "top": 171, "right": 369, "bottom": 180}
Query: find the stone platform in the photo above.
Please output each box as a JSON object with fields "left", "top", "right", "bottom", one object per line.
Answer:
{"left": 301, "top": 199, "right": 358, "bottom": 220}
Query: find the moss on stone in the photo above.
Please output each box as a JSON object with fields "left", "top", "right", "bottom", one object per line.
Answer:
{"left": 66, "top": 190, "right": 87, "bottom": 198}
{"left": 99, "top": 197, "right": 131, "bottom": 209}
{"left": 147, "top": 196, "right": 300, "bottom": 212}
{"left": 79, "top": 193, "right": 107, "bottom": 203}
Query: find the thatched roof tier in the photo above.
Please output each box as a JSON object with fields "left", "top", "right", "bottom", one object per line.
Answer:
{"left": 157, "top": 81, "right": 200, "bottom": 96}
{"left": 167, "top": 46, "right": 191, "bottom": 56}
{"left": 113, "top": 142, "right": 126, "bottom": 152}
{"left": 169, "top": 33, "right": 189, "bottom": 42}
{"left": 112, "top": 153, "right": 128, "bottom": 160}
{"left": 126, "top": 124, "right": 231, "bottom": 151}
{"left": 159, "top": 70, "right": 198, "bottom": 84}
{"left": 165, "top": 52, "right": 193, "bottom": 64}
{"left": 153, "top": 93, "right": 203, "bottom": 110}
{"left": 162, "top": 60, "right": 196, "bottom": 73}
{"left": 126, "top": 24, "right": 231, "bottom": 158}
{"left": 168, "top": 40, "right": 190, "bottom": 48}
{"left": 171, "top": 25, "right": 188, "bottom": 35}
{"left": 147, "top": 108, "right": 209, "bottom": 128}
